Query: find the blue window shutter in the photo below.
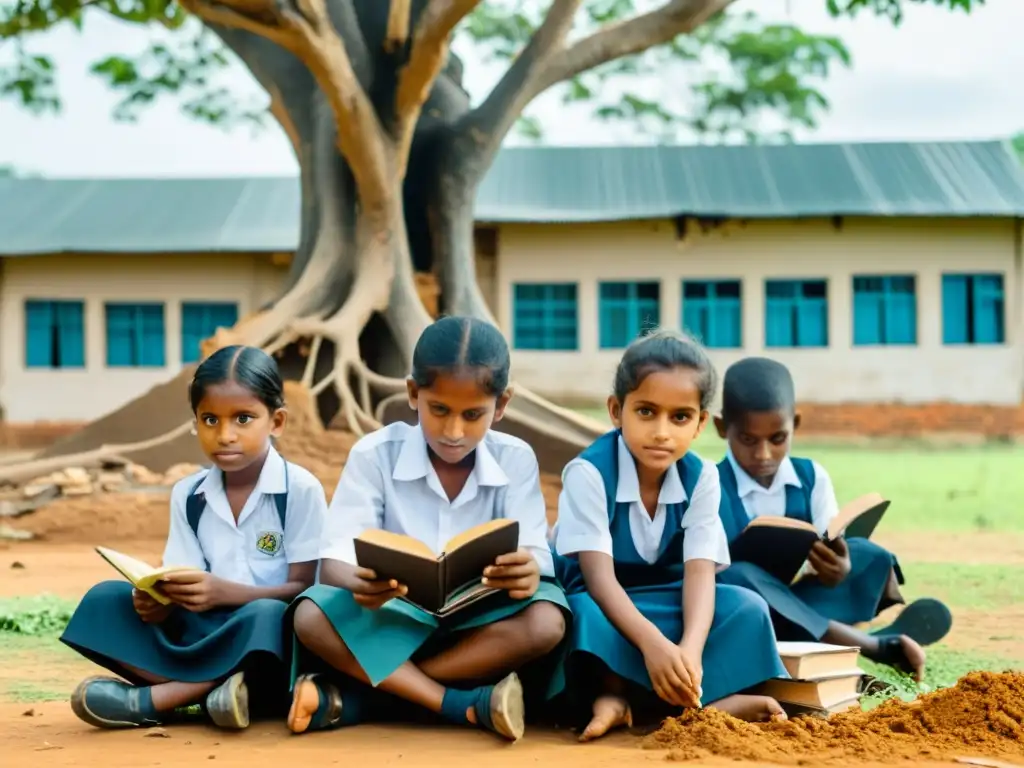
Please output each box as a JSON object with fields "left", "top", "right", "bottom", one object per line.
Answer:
{"left": 711, "top": 298, "right": 741, "bottom": 348}
{"left": 25, "top": 301, "right": 54, "bottom": 368}
{"left": 942, "top": 275, "right": 968, "bottom": 344}
{"left": 106, "top": 304, "right": 135, "bottom": 366}
{"left": 885, "top": 290, "right": 916, "bottom": 345}
{"left": 765, "top": 299, "right": 792, "bottom": 347}
{"left": 138, "top": 304, "right": 166, "bottom": 367}
{"left": 682, "top": 299, "right": 707, "bottom": 344}
{"left": 853, "top": 290, "right": 881, "bottom": 345}
{"left": 972, "top": 275, "right": 1004, "bottom": 344}
{"left": 182, "top": 302, "right": 238, "bottom": 363}
{"left": 796, "top": 298, "right": 827, "bottom": 347}
{"left": 513, "top": 284, "right": 577, "bottom": 351}
{"left": 56, "top": 301, "right": 86, "bottom": 367}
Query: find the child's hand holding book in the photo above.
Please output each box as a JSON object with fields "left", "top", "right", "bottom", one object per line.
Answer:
{"left": 482, "top": 548, "right": 540, "bottom": 599}
{"left": 350, "top": 567, "right": 409, "bottom": 610}
{"left": 807, "top": 537, "right": 851, "bottom": 587}
{"left": 132, "top": 587, "right": 174, "bottom": 624}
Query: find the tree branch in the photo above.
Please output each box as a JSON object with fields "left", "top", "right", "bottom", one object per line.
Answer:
{"left": 393, "top": 0, "right": 482, "bottom": 166}
{"left": 183, "top": 0, "right": 393, "bottom": 204}
{"left": 464, "top": 0, "right": 737, "bottom": 170}
{"left": 465, "top": 0, "right": 581, "bottom": 155}
{"left": 539, "top": 0, "right": 736, "bottom": 93}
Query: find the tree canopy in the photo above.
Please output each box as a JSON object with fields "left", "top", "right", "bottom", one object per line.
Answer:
{"left": 1, "top": 0, "right": 979, "bottom": 147}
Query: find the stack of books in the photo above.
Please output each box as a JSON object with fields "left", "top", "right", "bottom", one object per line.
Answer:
{"left": 757, "top": 641, "right": 864, "bottom": 718}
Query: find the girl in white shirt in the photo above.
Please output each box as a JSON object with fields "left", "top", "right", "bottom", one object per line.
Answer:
{"left": 553, "top": 330, "right": 788, "bottom": 741}
{"left": 286, "top": 316, "right": 569, "bottom": 742}
{"left": 60, "top": 346, "right": 327, "bottom": 731}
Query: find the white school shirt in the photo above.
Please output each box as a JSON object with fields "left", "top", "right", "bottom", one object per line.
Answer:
{"left": 319, "top": 421, "right": 554, "bottom": 577}
{"left": 725, "top": 449, "right": 839, "bottom": 537}
{"left": 162, "top": 445, "right": 327, "bottom": 587}
{"left": 555, "top": 435, "right": 729, "bottom": 566}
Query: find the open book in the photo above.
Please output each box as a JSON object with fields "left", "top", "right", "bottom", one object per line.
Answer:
{"left": 95, "top": 546, "right": 200, "bottom": 605}
{"left": 729, "top": 493, "right": 890, "bottom": 584}
{"left": 353, "top": 519, "right": 520, "bottom": 617}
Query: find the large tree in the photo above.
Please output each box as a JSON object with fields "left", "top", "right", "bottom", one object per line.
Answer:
{"left": 0, "top": 0, "right": 978, "bottom": 479}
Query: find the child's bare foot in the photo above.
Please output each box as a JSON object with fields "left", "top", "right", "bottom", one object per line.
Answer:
{"left": 707, "top": 694, "right": 787, "bottom": 722}
{"left": 898, "top": 635, "right": 926, "bottom": 681}
{"left": 870, "top": 634, "right": 926, "bottom": 682}
{"left": 579, "top": 694, "right": 633, "bottom": 742}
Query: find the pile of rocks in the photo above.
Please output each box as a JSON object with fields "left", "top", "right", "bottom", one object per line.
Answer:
{"left": 0, "top": 461, "right": 202, "bottom": 518}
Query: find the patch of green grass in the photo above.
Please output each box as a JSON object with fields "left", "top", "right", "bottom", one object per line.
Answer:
{"left": 0, "top": 595, "right": 75, "bottom": 635}
{"left": 858, "top": 646, "right": 1020, "bottom": 709}
{"left": 903, "top": 563, "right": 1024, "bottom": 610}
{"left": 4, "top": 681, "right": 68, "bottom": 703}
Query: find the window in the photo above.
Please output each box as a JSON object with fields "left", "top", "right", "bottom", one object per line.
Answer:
{"left": 24, "top": 300, "right": 85, "bottom": 368}
{"left": 181, "top": 302, "right": 239, "bottom": 363}
{"left": 764, "top": 279, "right": 828, "bottom": 348}
{"left": 852, "top": 275, "right": 917, "bottom": 345}
{"left": 512, "top": 283, "right": 578, "bottom": 351}
{"left": 682, "top": 280, "right": 742, "bottom": 348}
{"left": 942, "top": 273, "right": 1004, "bottom": 345}
{"left": 599, "top": 281, "right": 660, "bottom": 349}
{"left": 105, "top": 303, "right": 165, "bottom": 367}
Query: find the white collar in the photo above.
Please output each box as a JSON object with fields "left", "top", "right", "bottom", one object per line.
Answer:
{"left": 196, "top": 443, "right": 287, "bottom": 496}
{"left": 726, "top": 447, "right": 801, "bottom": 497}
{"left": 614, "top": 434, "right": 686, "bottom": 505}
{"left": 391, "top": 423, "right": 509, "bottom": 487}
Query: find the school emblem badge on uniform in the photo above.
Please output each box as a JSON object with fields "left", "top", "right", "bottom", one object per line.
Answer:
{"left": 256, "top": 531, "right": 282, "bottom": 556}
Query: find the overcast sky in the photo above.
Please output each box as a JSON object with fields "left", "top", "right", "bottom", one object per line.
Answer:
{"left": 1, "top": 0, "right": 1020, "bottom": 178}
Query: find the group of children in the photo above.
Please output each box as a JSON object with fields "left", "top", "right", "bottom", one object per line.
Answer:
{"left": 58, "top": 316, "right": 953, "bottom": 743}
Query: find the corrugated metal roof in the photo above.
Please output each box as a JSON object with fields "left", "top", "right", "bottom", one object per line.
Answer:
{"left": 1, "top": 140, "right": 1022, "bottom": 255}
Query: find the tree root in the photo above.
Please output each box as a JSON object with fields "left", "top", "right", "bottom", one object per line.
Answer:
{"left": 0, "top": 422, "right": 194, "bottom": 486}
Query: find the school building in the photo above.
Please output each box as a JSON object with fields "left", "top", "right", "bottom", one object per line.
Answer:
{"left": 1, "top": 140, "right": 1023, "bottom": 440}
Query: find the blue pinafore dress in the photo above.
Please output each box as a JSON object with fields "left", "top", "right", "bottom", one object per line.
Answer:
{"left": 716, "top": 458, "right": 902, "bottom": 639}
{"left": 60, "top": 470, "right": 294, "bottom": 711}
{"left": 554, "top": 431, "right": 787, "bottom": 706}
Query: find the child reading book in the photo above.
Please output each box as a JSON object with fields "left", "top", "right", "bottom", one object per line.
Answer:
{"left": 553, "top": 330, "right": 788, "bottom": 742}
{"left": 714, "top": 356, "right": 953, "bottom": 681}
{"left": 286, "top": 316, "right": 570, "bottom": 742}
{"left": 59, "top": 346, "right": 327, "bottom": 730}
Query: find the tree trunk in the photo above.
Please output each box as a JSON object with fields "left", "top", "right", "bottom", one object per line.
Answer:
{"left": 0, "top": 3, "right": 608, "bottom": 484}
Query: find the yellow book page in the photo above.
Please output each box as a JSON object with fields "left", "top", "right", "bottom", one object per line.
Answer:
{"left": 95, "top": 546, "right": 198, "bottom": 605}
{"left": 443, "top": 518, "right": 515, "bottom": 555}
{"left": 355, "top": 529, "right": 437, "bottom": 560}
{"left": 827, "top": 492, "right": 886, "bottom": 539}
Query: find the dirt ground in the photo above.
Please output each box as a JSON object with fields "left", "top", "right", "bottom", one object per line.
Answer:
{"left": 3, "top": 534, "right": 1024, "bottom": 767}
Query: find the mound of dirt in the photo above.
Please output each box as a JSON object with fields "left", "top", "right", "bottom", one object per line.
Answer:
{"left": 12, "top": 380, "right": 564, "bottom": 542}
{"left": 36, "top": 368, "right": 204, "bottom": 471}
{"left": 646, "top": 671, "right": 1024, "bottom": 764}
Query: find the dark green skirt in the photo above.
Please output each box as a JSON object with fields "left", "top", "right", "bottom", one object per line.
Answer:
{"left": 288, "top": 580, "right": 570, "bottom": 698}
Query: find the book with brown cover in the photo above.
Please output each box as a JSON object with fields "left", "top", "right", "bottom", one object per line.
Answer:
{"left": 729, "top": 493, "right": 890, "bottom": 584}
{"left": 353, "top": 519, "right": 520, "bottom": 616}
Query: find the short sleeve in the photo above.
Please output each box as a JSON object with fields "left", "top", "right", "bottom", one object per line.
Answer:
{"left": 162, "top": 475, "right": 211, "bottom": 571}
{"left": 809, "top": 460, "right": 840, "bottom": 536}
{"left": 554, "top": 460, "right": 613, "bottom": 558}
{"left": 282, "top": 465, "right": 328, "bottom": 564}
{"left": 680, "top": 459, "right": 730, "bottom": 566}
{"left": 319, "top": 446, "right": 386, "bottom": 564}
{"left": 499, "top": 446, "right": 554, "bottom": 578}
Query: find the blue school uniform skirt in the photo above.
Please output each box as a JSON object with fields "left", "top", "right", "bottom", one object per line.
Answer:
{"left": 560, "top": 575, "right": 787, "bottom": 706}
{"left": 717, "top": 538, "right": 898, "bottom": 639}
{"left": 289, "top": 579, "right": 571, "bottom": 698}
{"left": 61, "top": 581, "right": 290, "bottom": 705}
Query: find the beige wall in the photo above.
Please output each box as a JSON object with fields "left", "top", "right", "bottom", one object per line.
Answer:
{"left": 496, "top": 217, "right": 1024, "bottom": 406}
{"left": 0, "top": 253, "right": 286, "bottom": 422}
